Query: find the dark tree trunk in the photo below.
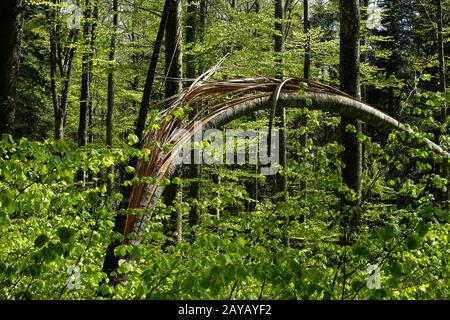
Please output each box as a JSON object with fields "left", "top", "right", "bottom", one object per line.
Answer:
{"left": 303, "top": 0, "right": 311, "bottom": 80}
{"left": 435, "top": 0, "right": 448, "bottom": 202}
{"left": 78, "top": 0, "right": 98, "bottom": 147}
{"left": 164, "top": 0, "right": 183, "bottom": 242}
{"left": 186, "top": 0, "right": 201, "bottom": 226}
{"left": 102, "top": 0, "right": 173, "bottom": 281}
{"left": 0, "top": 0, "right": 24, "bottom": 136}
{"left": 436, "top": 0, "right": 447, "bottom": 121}
{"left": 48, "top": 0, "right": 77, "bottom": 141}
{"left": 106, "top": 0, "right": 118, "bottom": 147}
{"left": 198, "top": 0, "right": 207, "bottom": 75}
{"left": 186, "top": 0, "right": 197, "bottom": 81}
{"left": 164, "top": 0, "right": 183, "bottom": 101}
{"left": 274, "top": 0, "right": 289, "bottom": 247}
{"left": 360, "top": 0, "right": 369, "bottom": 101}
{"left": 106, "top": 0, "right": 119, "bottom": 196}
{"left": 78, "top": 0, "right": 92, "bottom": 147}
{"left": 299, "top": 0, "right": 311, "bottom": 210}
{"left": 339, "top": 0, "right": 362, "bottom": 238}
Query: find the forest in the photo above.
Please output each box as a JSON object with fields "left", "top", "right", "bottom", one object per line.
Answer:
{"left": 0, "top": 0, "right": 449, "bottom": 300}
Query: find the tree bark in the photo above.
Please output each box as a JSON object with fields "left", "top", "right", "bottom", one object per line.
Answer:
{"left": 78, "top": 0, "right": 92, "bottom": 147}
{"left": 299, "top": 0, "right": 310, "bottom": 211}
{"left": 436, "top": 0, "right": 447, "bottom": 121}
{"left": 198, "top": 0, "right": 207, "bottom": 74}
{"left": 303, "top": 0, "right": 311, "bottom": 80}
{"left": 339, "top": 0, "right": 362, "bottom": 210}
{"left": 77, "top": 0, "right": 98, "bottom": 147}
{"left": 164, "top": 0, "right": 183, "bottom": 242}
{"left": 186, "top": 0, "right": 197, "bottom": 81}
{"left": 185, "top": 0, "right": 202, "bottom": 227}
{"left": 106, "top": 0, "right": 119, "bottom": 196}
{"left": 123, "top": 86, "right": 450, "bottom": 250}
{"left": 0, "top": 0, "right": 24, "bottom": 136}
{"left": 106, "top": 0, "right": 118, "bottom": 147}
{"left": 102, "top": 0, "right": 173, "bottom": 281}
{"left": 165, "top": 0, "right": 183, "bottom": 101}
{"left": 274, "top": 0, "right": 289, "bottom": 247}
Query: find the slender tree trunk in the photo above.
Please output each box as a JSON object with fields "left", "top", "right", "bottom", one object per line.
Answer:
{"left": 78, "top": 0, "right": 98, "bottom": 147}
{"left": 0, "top": 0, "right": 24, "bottom": 136}
{"left": 164, "top": 0, "right": 183, "bottom": 243}
{"left": 303, "top": 0, "right": 311, "bottom": 80}
{"left": 49, "top": 2, "right": 77, "bottom": 141}
{"left": 107, "top": 0, "right": 118, "bottom": 147}
{"left": 78, "top": 0, "right": 92, "bottom": 147}
{"left": 106, "top": 0, "right": 119, "bottom": 196}
{"left": 102, "top": 0, "right": 173, "bottom": 281}
{"left": 299, "top": 0, "right": 310, "bottom": 213}
{"left": 436, "top": 0, "right": 447, "bottom": 121}
{"left": 186, "top": 0, "right": 197, "bottom": 81}
{"left": 165, "top": 0, "right": 183, "bottom": 101}
{"left": 198, "top": 0, "right": 207, "bottom": 75}
{"left": 359, "top": 0, "right": 369, "bottom": 101}
{"left": 185, "top": 1, "right": 201, "bottom": 227}
{"left": 274, "top": 0, "right": 289, "bottom": 247}
{"left": 339, "top": 0, "right": 362, "bottom": 239}
{"left": 436, "top": 0, "right": 448, "bottom": 202}
{"left": 49, "top": 4, "right": 61, "bottom": 140}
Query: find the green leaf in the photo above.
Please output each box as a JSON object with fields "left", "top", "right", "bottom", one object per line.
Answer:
{"left": 0, "top": 261, "right": 7, "bottom": 274}
{"left": 114, "top": 245, "right": 128, "bottom": 257}
{"left": 34, "top": 234, "right": 49, "bottom": 248}
{"left": 57, "top": 227, "right": 76, "bottom": 243}
{"left": 406, "top": 234, "right": 420, "bottom": 250}
{"left": 127, "top": 133, "right": 139, "bottom": 146}
{"left": 416, "top": 221, "right": 429, "bottom": 238}
{"left": 390, "top": 262, "right": 403, "bottom": 277}
{"left": 352, "top": 245, "right": 370, "bottom": 257}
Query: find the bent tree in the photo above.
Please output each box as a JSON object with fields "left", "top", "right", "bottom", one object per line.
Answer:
{"left": 102, "top": 77, "right": 450, "bottom": 278}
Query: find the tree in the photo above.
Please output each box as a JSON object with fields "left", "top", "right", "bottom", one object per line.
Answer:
{"left": 274, "top": 0, "right": 289, "bottom": 247}
{"left": 0, "top": 0, "right": 24, "bottom": 136}
{"left": 47, "top": 0, "right": 78, "bottom": 140}
{"left": 102, "top": 0, "right": 173, "bottom": 281}
{"left": 436, "top": 0, "right": 447, "bottom": 121}
{"left": 339, "top": 0, "right": 362, "bottom": 213}
{"left": 185, "top": 0, "right": 202, "bottom": 227}
{"left": 106, "top": 0, "right": 119, "bottom": 148}
{"left": 163, "top": 0, "right": 183, "bottom": 243}
{"left": 78, "top": 0, "right": 98, "bottom": 147}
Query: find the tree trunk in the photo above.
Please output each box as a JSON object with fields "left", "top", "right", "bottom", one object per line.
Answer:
{"left": 78, "top": 0, "right": 98, "bottom": 147}
{"left": 102, "top": 0, "right": 173, "bottom": 281}
{"left": 106, "top": 0, "right": 118, "bottom": 147}
{"left": 123, "top": 83, "right": 450, "bottom": 250}
{"left": 339, "top": 0, "right": 362, "bottom": 209}
{"left": 106, "top": 0, "right": 119, "bottom": 196}
{"left": 198, "top": 0, "right": 207, "bottom": 75}
{"left": 274, "top": 0, "right": 289, "bottom": 247}
{"left": 185, "top": 0, "right": 202, "bottom": 227}
{"left": 0, "top": 0, "right": 24, "bottom": 136}
{"left": 303, "top": 0, "right": 311, "bottom": 80}
{"left": 299, "top": 0, "right": 310, "bottom": 212}
{"left": 165, "top": 0, "right": 183, "bottom": 101}
{"left": 436, "top": 0, "right": 447, "bottom": 121}
{"left": 164, "top": 0, "right": 183, "bottom": 242}
{"left": 186, "top": 0, "right": 197, "bottom": 81}
{"left": 78, "top": 0, "right": 92, "bottom": 147}
{"left": 436, "top": 0, "right": 448, "bottom": 202}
